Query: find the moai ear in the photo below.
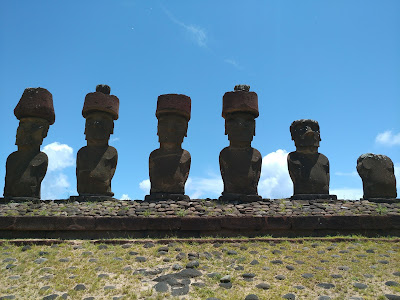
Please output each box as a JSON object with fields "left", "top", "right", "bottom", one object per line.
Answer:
{"left": 111, "top": 122, "right": 114, "bottom": 135}
{"left": 224, "top": 119, "right": 228, "bottom": 135}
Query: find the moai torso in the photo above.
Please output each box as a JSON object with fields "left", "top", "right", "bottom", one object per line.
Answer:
{"left": 4, "top": 151, "right": 48, "bottom": 198}
{"left": 357, "top": 153, "right": 397, "bottom": 199}
{"left": 149, "top": 148, "right": 191, "bottom": 194}
{"left": 77, "top": 146, "right": 117, "bottom": 196}
{"left": 287, "top": 151, "right": 329, "bottom": 195}
{"left": 220, "top": 147, "right": 262, "bottom": 195}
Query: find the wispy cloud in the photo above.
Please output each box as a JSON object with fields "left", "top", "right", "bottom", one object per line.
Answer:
{"left": 163, "top": 8, "right": 207, "bottom": 48}
{"left": 224, "top": 58, "right": 242, "bottom": 70}
{"left": 120, "top": 194, "right": 131, "bottom": 200}
{"left": 375, "top": 130, "right": 400, "bottom": 146}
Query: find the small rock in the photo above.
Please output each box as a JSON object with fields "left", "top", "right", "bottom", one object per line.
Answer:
{"left": 363, "top": 274, "right": 373, "bottom": 278}
{"left": 128, "top": 251, "right": 138, "bottom": 256}
{"left": 234, "top": 265, "right": 244, "bottom": 271}
{"left": 338, "top": 266, "right": 350, "bottom": 271}
{"left": 207, "top": 272, "right": 221, "bottom": 278}
{"left": 384, "top": 294, "right": 400, "bottom": 300}
{"left": 98, "top": 245, "right": 108, "bottom": 250}
{"left": 192, "top": 282, "right": 205, "bottom": 287}
{"left": 219, "top": 282, "right": 232, "bottom": 289}
{"left": 220, "top": 275, "right": 231, "bottom": 283}
{"left": 393, "top": 272, "right": 400, "bottom": 276}
{"left": 154, "top": 282, "right": 169, "bottom": 293}
{"left": 121, "top": 243, "right": 132, "bottom": 249}
{"left": 39, "top": 251, "right": 49, "bottom": 256}
{"left": 283, "top": 294, "right": 296, "bottom": 300}
{"left": 21, "top": 245, "right": 31, "bottom": 251}
{"left": 43, "top": 294, "right": 58, "bottom": 300}
{"left": 301, "top": 273, "right": 314, "bottom": 279}
{"left": 59, "top": 258, "right": 70, "bottom": 262}
{"left": 385, "top": 281, "right": 400, "bottom": 287}
{"left": 135, "top": 256, "right": 146, "bottom": 262}
{"left": 74, "top": 284, "right": 86, "bottom": 291}
{"left": 98, "top": 274, "right": 109, "bottom": 278}
{"left": 40, "top": 286, "right": 51, "bottom": 291}
{"left": 143, "top": 242, "right": 155, "bottom": 248}
{"left": 353, "top": 283, "right": 367, "bottom": 289}
{"left": 186, "top": 261, "right": 199, "bottom": 269}
{"left": 244, "top": 295, "right": 259, "bottom": 300}
{"left": 250, "top": 259, "right": 259, "bottom": 265}
{"left": 275, "top": 275, "right": 286, "bottom": 280}
{"left": 271, "top": 260, "right": 283, "bottom": 264}
{"left": 0, "top": 296, "right": 16, "bottom": 300}
{"left": 318, "top": 297, "right": 331, "bottom": 300}
{"left": 294, "top": 285, "right": 305, "bottom": 290}
{"left": 317, "top": 283, "right": 335, "bottom": 289}
{"left": 286, "top": 265, "right": 295, "bottom": 270}
{"left": 331, "top": 274, "right": 343, "bottom": 278}
{"left": 256, "top": 283, "right": 270, "bottom": 290}
{"left": 227, "top": 250, "right": 237, "bottom": 255}
{"left": 243, "top": 273, "right": 256, "bottom": 279}
{"left": 104, "top": 286, "right": 116, "bottom": 290}
{"left": 34, "top": 258, "right": 48, "bottom": 264}
{"left": 172, "top": 264, "right": 183, "bottom": 271}
{"left": 171, "top": 285, "right": 189, "bottom": 296}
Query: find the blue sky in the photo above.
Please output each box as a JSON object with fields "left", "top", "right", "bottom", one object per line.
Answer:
{"left": 0, "top": 1, "right": 399, "bottom": 200}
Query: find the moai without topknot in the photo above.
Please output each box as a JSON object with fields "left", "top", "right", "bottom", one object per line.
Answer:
{"left": 3, "top": 88, "right": 55, "bottom": 200}
{"left": 74, "top": 85, "right": 119, "bottom": 200}
{"left": 145, "top": 94, "right": 191, "bottom": 201}
{"left": 357, "top": 153, "right": 398, "bottom": 202}
{"left": 219, "top": 85, "right": 262, "bottom": 202}
{"left": 288, "top": 119, "right": 337, "bottom": 200}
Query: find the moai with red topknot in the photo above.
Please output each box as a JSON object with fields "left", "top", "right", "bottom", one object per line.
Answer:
{"left": 288, "top": 119, "right": 337, "bottom": 200}
{"left": 4, "top": 88, "right": 55, "bottom": 200}
{"left": 145, "top": 94, "right": 191, "bottom": 201}
{"left": 219, "top": 85, "right": 262, "bottom": 202}
{"left": 74, "top": 85, "right": 119, "bottom": 200}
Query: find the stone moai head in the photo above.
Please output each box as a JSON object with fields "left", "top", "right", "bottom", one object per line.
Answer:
{"left": 82, "top": 85, "right": 119, "bottom": 146}
{"left": 290, "top": 119, "right": 321, "bottom": 153}
{"left": 14, "top": 88, "right": 55, "bottom": 150}
{"left": 223, "top": 85, "right": 259, "bottom": 146}
{"left": 156, "top": 94, "right": 191, "bottom": 147}
{"left": 357, "top": 153, "right": 397, "bottom": 199}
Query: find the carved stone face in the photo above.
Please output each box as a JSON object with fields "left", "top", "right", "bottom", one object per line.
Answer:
{"left": 15, "top": 117, "right": 49, "bottom": 148}
{"left": 291, "top": 120, "right": 321, "bottom": 148}
{"left": 157, "top": 114, "right": 188, "bottom": 144}
{"left": 225, "top": 112, "right": 255, "bottom": 143}
{"left": 84, "top": 111, "right": 114, "bottom": 142}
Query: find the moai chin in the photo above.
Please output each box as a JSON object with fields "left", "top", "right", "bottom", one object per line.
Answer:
{"left": 3, "top": 88, "right": 55, "bottom": 200}
{"left": 74, "top": 84, "right": 119, "bottom": 200}
{"left": 219, "top": 85, "right": 262, "bottom": 202}
{"left": 145, "top": 94, "right": 191, "bottom": 201}
{"left": 287, "top": 119, "right": 337, "bottom": 200}
{"left": 357, "top": 153, "right": 397, "bottom": 202}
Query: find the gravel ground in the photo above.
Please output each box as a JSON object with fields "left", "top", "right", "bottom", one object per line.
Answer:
{"left": 0, "top": 239, "right": 399, "bottom": 299}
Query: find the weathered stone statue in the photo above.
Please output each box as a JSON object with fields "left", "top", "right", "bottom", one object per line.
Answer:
{"left": 145, "top": 94, "right": 191, "bottom": 201}
{"left": 288, "top": 119, "right": 337, "bottom": 200}
{"left": 219, "top": 85, "right": 262, "bottom": 202}
{"left": 357, "top": 153, "right": 397, "bottom": 202}
{"left": 4, "top": 88, "right": 55, "bottom": 200}
{"left": 74, "top": 85, "right": 119, "bottom": 200}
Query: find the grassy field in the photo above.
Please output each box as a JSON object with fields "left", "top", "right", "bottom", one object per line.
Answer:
{"left": 1, "top": 237, "right": 400, "bottom": 299}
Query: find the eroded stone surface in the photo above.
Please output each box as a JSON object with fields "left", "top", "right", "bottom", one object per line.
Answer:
{"left": 357, "top": 153, "right": 397, "bottom": 200}
{"left": 288, "top": 119, "right": 336, "bottom": 200}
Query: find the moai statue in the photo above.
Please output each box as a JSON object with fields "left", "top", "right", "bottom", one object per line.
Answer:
{"left": 145, "top": 94, "right": 191, "bottom": 201}
{"left": 288, "top": 119, "right": 337, "bottom": 200}
{"left": 3, "top": 88, "right": 55, "bottom": 200}
{"left": 74, "top": 85, "right": 119, "bottom": 200}
{"left": 219, "top": 85, "right": 262, "bottom": 202}
{"left": 357, "top": 153, "right": 397, "bottom": 202}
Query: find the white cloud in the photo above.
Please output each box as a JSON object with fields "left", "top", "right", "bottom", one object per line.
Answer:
{"left": 42, "top": 142, "right": 74, "bottom": 171}
{"left": 330, "top": 188, "right": 363, "bottom": 200}
{"left": 395, "top": 163, "right": 400, "bottom": 191}
{"left": 164, "top": 8, "right": 207, "bottom": 47}
{"left": 185, "top": 175, "right": 223, "bottom": 199}
{"left": 139, "top": 179, "right": 151, "bottom": 194}
{"left": 120, "top": 194, "right": 131, "bottom": 200}
{"left": 375, "top": 130, "right": 400, "bottom": 146}
{"left": 40, "top": 142, "right": 75, "bottom": 199}
{"left": 258, "top": 149, "right": 293, "bottom": 199}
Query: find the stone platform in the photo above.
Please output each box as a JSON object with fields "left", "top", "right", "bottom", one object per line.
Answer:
{"left": 0, "top": 198, "right": 399, "bottom": 238}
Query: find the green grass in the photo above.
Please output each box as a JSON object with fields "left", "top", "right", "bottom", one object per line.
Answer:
{"left": 0, "top": 238, "right": 399, "bottom": 299}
